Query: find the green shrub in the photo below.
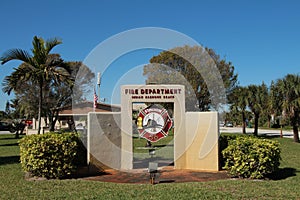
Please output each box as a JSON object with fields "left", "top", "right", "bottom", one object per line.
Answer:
{"left": 222, "top": 137, "right": 281, "bottom": 179}
{"left": 219, "top": 134, "right": 244, "bottom": 151}
{"left": 19, "top": 132, "right": 85, "bottom": 179}
{"left": 219, "top": 134, "right": 245, "bottom": 168}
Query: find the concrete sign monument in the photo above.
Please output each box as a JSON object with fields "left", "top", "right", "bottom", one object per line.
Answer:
{"left": 87, "top": 84, "right": 219, "bottom": 171}
{"left": 78, "top": 27, "right": 225, "bottom": 173}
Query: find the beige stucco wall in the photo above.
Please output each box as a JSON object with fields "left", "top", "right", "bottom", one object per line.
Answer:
{"left": 185, "top": 112, "right": 219, "bottom": 171}
{"left": 87, "top": 112, "right": 121, "bottom": 170}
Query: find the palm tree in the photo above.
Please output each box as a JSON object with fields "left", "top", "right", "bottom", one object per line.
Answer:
{"left": 228, "top": 86, "right": 249, "bottom": 134}
{"left": 1, "top": 36, "right": 71, "bottom": 134}
{"left": 247, "top": 83, "right": 269, "bottom": 136}
{"left": 269, "top": 80, "right": 283, "bottom": 127}
{"left": 275, "top": 74, "right": 300, "bottom": 143}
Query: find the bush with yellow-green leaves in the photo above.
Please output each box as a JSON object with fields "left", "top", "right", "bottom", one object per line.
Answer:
{"left": 19, "top": 132, "right": 85, "bottom": 179}
{"left": 222, "top": 136, "right": 281, "bottom": 179}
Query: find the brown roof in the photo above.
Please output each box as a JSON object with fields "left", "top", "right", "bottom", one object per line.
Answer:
{"left": 58, "top": 101, "right": 121, "bottom": 116}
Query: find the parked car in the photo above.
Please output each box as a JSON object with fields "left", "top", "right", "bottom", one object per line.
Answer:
{"left": 219, "top": 122, "right": 225, "bottom": 127}
{"left": 75, "top": 123, "right": 85, "bottom": 130}
{"left": 225, "top": 122, "right": 233, "bottom": 127}
{"left": 0, "top": 122, "right": 13, "bottom": 131}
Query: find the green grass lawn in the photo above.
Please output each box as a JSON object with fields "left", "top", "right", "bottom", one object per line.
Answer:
{"left": 0, "top": 133, "right": 300, "bottom": 199}
{"left": 133, "top": 129, "right": 174, "bottom": 159}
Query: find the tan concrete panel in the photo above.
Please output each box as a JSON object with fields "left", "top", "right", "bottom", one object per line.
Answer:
{"left": 185, "top": 112, "right": 219, "bottom": 171}
{"left": 88, "top": 112, "right": 122, "bottom": 170}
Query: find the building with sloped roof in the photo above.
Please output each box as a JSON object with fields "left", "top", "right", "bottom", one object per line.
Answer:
{"left": 56, "top": 101, "right": 121, "bottom": 130}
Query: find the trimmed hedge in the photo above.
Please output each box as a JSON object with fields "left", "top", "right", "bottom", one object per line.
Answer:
{"left": 19, "top": 132, "right": 85, "bottom": 179}
{"left": 222, "top": 136, "right": 281, "bottom": 179}
{"left": 219, "top": 134, "right": 246, "bottom": 168}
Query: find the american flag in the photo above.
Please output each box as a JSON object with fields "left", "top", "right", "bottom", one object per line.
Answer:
{"left": 94, "top": 89, "right": 98, "bottom": 108}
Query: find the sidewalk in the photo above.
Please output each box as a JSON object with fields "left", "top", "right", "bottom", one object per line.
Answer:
{"left": 220, "top": 127, "right": 296, "bottom": 138}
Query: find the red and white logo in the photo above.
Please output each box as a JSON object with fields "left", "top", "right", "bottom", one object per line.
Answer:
{"left": 137, "top": 105, "right": 173, "bottom": 142}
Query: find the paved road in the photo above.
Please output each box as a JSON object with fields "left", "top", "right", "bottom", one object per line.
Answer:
{"left": 220, "top": 127, "right": 296, "bottom": 138}
{"left": 0, "top": 131, "right": 12, "bottom": 135}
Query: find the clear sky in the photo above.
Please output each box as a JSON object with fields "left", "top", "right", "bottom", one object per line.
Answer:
{"left": 0, "top": 0, "right": 299, "bottom": 110}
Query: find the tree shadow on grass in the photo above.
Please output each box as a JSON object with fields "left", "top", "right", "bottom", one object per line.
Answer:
{"left": 0, "top": 156, "right": 20, "bottom": 165}
{"left": 0, "top": 134, "right": 24, "bottom": 140}
{"left": 0, "top": 136, "right": 18, "bottom": 140}
{"left": 266, "top": 167, "right": 297, "bottom": 180}
{"left": 152, "top": 144, "right": 174, "bottom": 148}
{"left": 0, "top": 143, "right": 19, "bottom": 147}
{"left": 258, "top": 133, "right": 294, "bottom": 139}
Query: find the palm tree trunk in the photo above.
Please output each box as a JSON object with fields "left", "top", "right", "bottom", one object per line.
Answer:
{"left": 15, "top": 130, "right": 19, "bottom": 139}
{"left": 242, "top": 111, "right": 246, "bottom": 134}
{"left": 292, "top": 126, "right": 299, "bottom": 143}
{"left": 49, "top": 110, "right": 59, "bottom": 132}
{"left": 268, "top": 115, "right": 271, "bottom": 128}
{"left": 292, "top": 115, "right": 299, "bottom": 143}
{"left": 254, "top": 113, "right": 259, "bottom": 136}
{"left": 37, "top": 83, "right": 43, "bottom": 134}
{"left": 291, "top": 112, "right": 300, "bottom": 143}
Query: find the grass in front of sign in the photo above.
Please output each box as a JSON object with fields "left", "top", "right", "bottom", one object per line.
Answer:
{"left": 133, "top": 131, "right": 174, "bottom": 153}
{"left": 0, "top": 133, "right": 300, "bottom": 199}
{"left": 132, "top": 130, "right": 174, "bottom": 168}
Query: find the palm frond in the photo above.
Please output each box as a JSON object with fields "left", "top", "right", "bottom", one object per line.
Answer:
{"left": 32, "top": 36, "right": 47, "bottom": 64}
{"left": 0, "top": 49, "right": 33, "bottom": 65}
{"left": 2, "top": 76, "right": 14, "bottom": 95}
{"left": 58, "top": 61, "right": 73, "bottom": 75}
{"left": 45, "top": 37, "right": 62, "bottom": 54}
{"left": 50, "top": 67, "right": 73, "bottom": 86}
{"left": 2, "top": 74, "right": 20, "bottom": 95}
{"left": 2, "top": 65, "right": 34, "bottom": 95}
{"left": 32, "top": 36, "right": 44, "bottom": 53}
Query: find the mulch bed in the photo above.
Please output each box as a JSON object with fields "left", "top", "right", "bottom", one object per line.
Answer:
{"left": 81, "top": 166, "right": 230, "bottom": 184}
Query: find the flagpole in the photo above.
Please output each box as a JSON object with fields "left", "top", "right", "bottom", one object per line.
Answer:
{"left": 93, "top": 87, "right": 95, "bottom": 112}
{"left": 93, "top": 72, "right": 101, "bottom": 112}
{"left": 93, "top": 87, "right": 98, "bottom": 112}
{"left": 97, "top": 72, "right": 101, "bottom": 102}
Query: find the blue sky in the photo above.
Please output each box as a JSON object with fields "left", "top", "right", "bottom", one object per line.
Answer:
{"left": 0, "top": 0, "right": 300, "bottom": 110}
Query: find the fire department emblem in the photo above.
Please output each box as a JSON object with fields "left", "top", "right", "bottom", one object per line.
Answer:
{"left": 137, "top": 105, "right": 173, "bottom": 142}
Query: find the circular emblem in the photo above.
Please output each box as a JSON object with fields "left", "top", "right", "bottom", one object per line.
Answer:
{"left": 137, "top": 104, "right": 173, "bottom": 142}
